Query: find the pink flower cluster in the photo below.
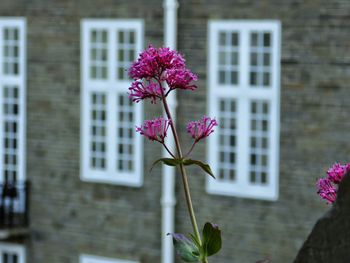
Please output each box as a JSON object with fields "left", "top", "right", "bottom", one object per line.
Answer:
{"left": 136, "top": 117, "right": 172, "bottom": 143}
{"left": 187, "top": 116, "right": 218, "bottom": 142}
{"left": 316, "top": 162, "right": 350, "bottom": 204}
{"left": 129, "top": 46, "right": 217, "bottom": 153}
{"left": 128, "top": 46, "right": 197, "bottom": 104}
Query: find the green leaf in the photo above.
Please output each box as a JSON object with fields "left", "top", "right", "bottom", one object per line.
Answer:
{"left": 183, "top": 159, "right": 216, "bottom": 179}
{"left": 202, "top": 222, "right": 222, "bottom": 257}
{"left": 150, "top": 158, "right": 181, "bottom": 172}
{"left": 168, "top": 233, "right": 200, "bottom": 262}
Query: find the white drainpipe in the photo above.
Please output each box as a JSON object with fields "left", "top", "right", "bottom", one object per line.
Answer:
{"left": 162, "top": 1, "right": 178, "bottom": 263}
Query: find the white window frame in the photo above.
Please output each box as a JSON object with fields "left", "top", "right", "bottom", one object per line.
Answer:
{"left": 80, "top": 254, "right": 138, "bottom": 263}
{"left": 80, "top": 19, "right": 143, "bottom": 187}
{"left": 0, "top": 242, "right": 26, "bottom": 263}
{"left": 0, "top": 18, "right": 26, "bottom": 183}
{"left": 207, "top": 20, "right": 281, "bottom": 200}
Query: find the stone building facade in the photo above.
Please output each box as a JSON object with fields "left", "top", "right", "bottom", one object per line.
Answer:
{"left": 0, "top": 0, "right": 349, "bottom": 263}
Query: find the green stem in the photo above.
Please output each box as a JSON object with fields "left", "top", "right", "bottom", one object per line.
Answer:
{"left": 158, "top": 80, "right": 207, "bottom": 262}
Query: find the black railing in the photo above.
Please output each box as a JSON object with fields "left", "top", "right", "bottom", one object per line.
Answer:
{"left": 0, "top": 180, "right": 29, "bottom": 229}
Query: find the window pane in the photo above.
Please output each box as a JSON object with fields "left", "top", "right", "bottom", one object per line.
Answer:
{"left": 117, "top": 30, "right": 136, "bottom": 80}
{"left": 219, "top": 32, "right": 226, "bottom": 46}
{"left": 263, "top": 32, "right": 271, "bottom": 47}
{"left": 263, "top": 52, "right": 270, "bottom": 66}
{"left": 3, "top": 28, "right": 20, "bottom": 76}
{"left": 249, "top": 31, "right": 272, "bottom": 88}
{"left": 251, "top": 32, "right": 258, "bottom": 47}
{"left": 217, "top": 31, "right": 239, "bottom": 85}
{"left": 89, "top": 30, "right": 108, "bottom": 80}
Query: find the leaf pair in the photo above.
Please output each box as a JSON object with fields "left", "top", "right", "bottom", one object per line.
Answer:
{"left": 151, "top": 158, "right": 215, "bottom": 179}
{"left": 169, "top": 222, "right": 222, "bottom": 262}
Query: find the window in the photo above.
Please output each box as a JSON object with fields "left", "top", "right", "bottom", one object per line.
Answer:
{"left": 0, "top": 243, "right": 25, "bottom": 263}
{"left": 81, "top": 20, "right": 143, "bottom": 186}
{"left": 207, "top": 21, "right": 281, "bottom": 200}
{"left": 80, "top": 254, "right": 138, "bottom": 263}
{"left": 0, "top": 18, "right": 26, "bottom": 183}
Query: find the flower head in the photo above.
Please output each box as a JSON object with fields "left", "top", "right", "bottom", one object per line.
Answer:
{"left": 166, "top": 68, "right": 198, "bottom": 90}
{"left": 326, "top": 162, "right": 350, "bottom": 184}
{"left": 128, "top": 45, "right": 160, "bottom": 80}
{"left": 187, "top": 116, "right": 218, "bottom": 142}
{"left": 316, "top": 162, "right": 350, "bottom": 204}
{"left": 128, "top": 45, "right": 197, "bottom": 101}
{"left": 316, "top": 178, "right": 337, "bottom": 204}
{"left": 128, "top": 81, "right": 162, "bottom": 104}
{"left": 136, "top": 117, "right": 172, "bottom": 143}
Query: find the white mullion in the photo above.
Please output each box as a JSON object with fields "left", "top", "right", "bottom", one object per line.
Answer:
{"left": 108, "top": 27, "right": 116, "bottom": 176}
{"left": 238, "top": 27, "right": 250, "bottom": 189}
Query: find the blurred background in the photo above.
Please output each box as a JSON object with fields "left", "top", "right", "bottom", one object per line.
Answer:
{"left": 0, "top": 1, "right": 349, "bottom": 262}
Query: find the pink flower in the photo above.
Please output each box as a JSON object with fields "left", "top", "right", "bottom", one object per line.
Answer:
{"left": 326, "top": 163, "right": 350, "bottom": 184}
{"left": 129, "top": 45, "right": 187, "bottom": 80}
{"left": 158, "top": 47, "right": 186, "bottom": 69}
{"left": 187, "top": 116, "right": 218, "bottom": 142}
{"left": 128, "top": 81, "right": 162, "bottom": 104}
{"left": 136, "top": 118, "right": 172, "bottom": 143}
{"left": 166, "top": 68, "right": 198, "bottom": 90}
{"left": 316, "top": 178, "right": 337, "bottom": 204}
{"left": 128, "top": 46, "right": 161, "bottom": 80}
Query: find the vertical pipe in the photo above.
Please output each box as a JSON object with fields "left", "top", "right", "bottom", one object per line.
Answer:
{"left": 162, "top": 1, "right": 178, "bottom": 263}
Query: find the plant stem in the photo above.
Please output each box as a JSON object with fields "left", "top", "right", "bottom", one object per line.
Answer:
{"left": 161, "top": 142, "right": 176, "bottom": 158}
{"left": 158, "top": 80, "right": 208, "bottom": 262}
{"left": 184, "top": 141, "right": 197, "bottom": 158}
